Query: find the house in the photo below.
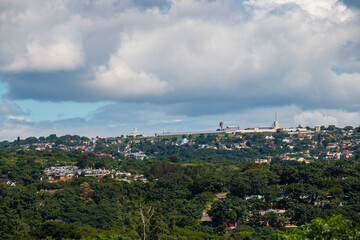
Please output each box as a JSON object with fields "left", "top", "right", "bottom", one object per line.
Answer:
{"left": 126, "top": 151, "right": 148, "bottom": 160}
{"left": 240, "top": 142, "right": 247, "bottom": 148}
{"left": 207, "top": 145, "right": 218, "bottom": 150}
{"left": 176, "top": 138, "right": 189, "bottom": 146}
{"left": 219, "top": 144, "right": 231, "bottom": 150}
{"left": 117, "top": 179, "right": 130, "bottom": 183}
{"left": 297, "top": 158, "right": 310, "bottom": 164}
{"left": 223, "top": 221, "right": 240, "bottom": 230}
{"left": 0, "top": 179, "right": 17, "bottom": 186}
{"left": 54, "top": 175, "right": 67, "bottom": 181}
{"left": 322, "top": 152, "right": 341, "bottom": 160}
{"left": 199, "top": 144, "right": 209, "bottom": 149}
{"left": 284, "top": 224, "right": 298, "bottom": 228}
{"left": 162, "top": 140, "right": 172, "bottom": 145}
{"left": 254, "top": 159, "right": 270, "bottom": 164}
{"left": 244, "top": 195, "right": 265, "bottom": 201}
{"left": 259, "top": 209, "right": 286, "bottom": 216}
{"left": 326, "top": 143, "right": 339, "bottom": 151}
{"left": 341, "top": 141, "right": 352, "bottom": 148}
{"left": 342, "top": 151, "right": 353, "bottom": 158}
{"left": 231, "top": 143, "right": 241, "bottom": 149}
{"left": 314, "top": 200, "right": 330, "bottom": 206}
{"left": 276, "top": 193, "right": 286, "bottom": 201}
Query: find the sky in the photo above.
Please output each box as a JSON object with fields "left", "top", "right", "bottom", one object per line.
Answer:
{"left": 0, "top": 0, "right": 360, "bottom": 140}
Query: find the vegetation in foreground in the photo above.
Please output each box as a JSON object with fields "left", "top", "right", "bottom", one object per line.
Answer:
{"left": 0, "top": 126, "right": 360, "bottom": 239}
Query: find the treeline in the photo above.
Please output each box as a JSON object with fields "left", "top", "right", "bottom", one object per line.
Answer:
{"left": 0, "top": 134, "right": 91, "bottom": 149}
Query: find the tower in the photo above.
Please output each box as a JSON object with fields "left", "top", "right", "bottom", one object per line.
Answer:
{"left": 219, "top": 121, "right": 224, "bottom": 130}
{"left": 273, "top": 113, "right": 279, "bottom": 129}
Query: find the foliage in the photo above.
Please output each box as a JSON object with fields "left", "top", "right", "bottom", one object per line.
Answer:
{"left": 275, "top": 215, "right": 360, "bottom": 240}
{"left": 0, "top": 129, "right": 359, "bottom": 239}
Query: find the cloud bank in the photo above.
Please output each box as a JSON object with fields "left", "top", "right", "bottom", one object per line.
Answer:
{"left": 0, "top": 0, "right": 359, "bottom": 139}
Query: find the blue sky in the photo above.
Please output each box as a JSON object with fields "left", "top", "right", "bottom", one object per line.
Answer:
{"left": 0, "top": 0, "right": 359, "bottom": 140}
{"left": 0, "top": 81, "right": 110, "bottom": 122}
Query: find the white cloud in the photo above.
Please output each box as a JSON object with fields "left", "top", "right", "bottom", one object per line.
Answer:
{"left": 294, "top": 111, "right": 338, "bottom": 127}
{"left": 294, "top": 110, "right": 360, "bottom": 127}
{"left": 90, "top": 59, "right": 169, "bottom": 99}
{"left": 2, "top": 40, "right": 84, "bottom": 72}
{"left": 8, "top": 115, "right": 33, "bottom": 122}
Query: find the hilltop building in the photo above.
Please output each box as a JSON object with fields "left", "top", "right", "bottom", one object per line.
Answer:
{"left": 129, "top": 127, "right": 145, "bottom": 137}
{"left": 239, "top": 120, "right": 306, "bottom": 134}
{"left": 155, "top": 118, "right": 309, "bottom": 137}
{"left": 244, "top": 120, "right": 279, "bottom": 132}
{"left": 223, "top": 125, "right": 240, "bottom": 132}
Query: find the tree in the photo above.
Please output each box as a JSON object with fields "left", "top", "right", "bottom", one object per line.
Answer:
{"left": 139, "top": 203, "right": 155, "bottom": 240}
{"left": 327, "top": 125, "right": 337, "bottom": 131}
{"left": 46, "top": 134, "right": 57, "bottom": 142}
{"left": 75, "top": 182, "right": 94, "bottom": 201}
{"left": 356, "top": 125, "right": 360, "bottom": 133}
{"left": 76, "top": 154, "right": 89, "bottom": 169}
{"left": 230, "top": 169, "right": 279, "bottom": 198}
{"left": 344, "top": 126, "right": 353, "bottom": 131}
{"left": 31, "top": 220, "right": 82, "bottom": 240}
{"left": 275, "top": 215, "right": 360, "bottom": 239}
{"left": 167, "top": 155, "right": 181, "bottom": 163}
{"left": 285, "top": 183, "right": 320, "bottom": 204}
{"left": 25, "top": 137, "right": 38, "bottom": 144}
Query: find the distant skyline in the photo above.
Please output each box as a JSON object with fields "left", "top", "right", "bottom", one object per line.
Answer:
{"left": 0, "top": 0, "right": 360, "bottom": 140}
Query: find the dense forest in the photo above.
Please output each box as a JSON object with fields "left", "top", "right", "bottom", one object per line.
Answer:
{"left": 1, "top": 128, "right": 360, "bottom": 239}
